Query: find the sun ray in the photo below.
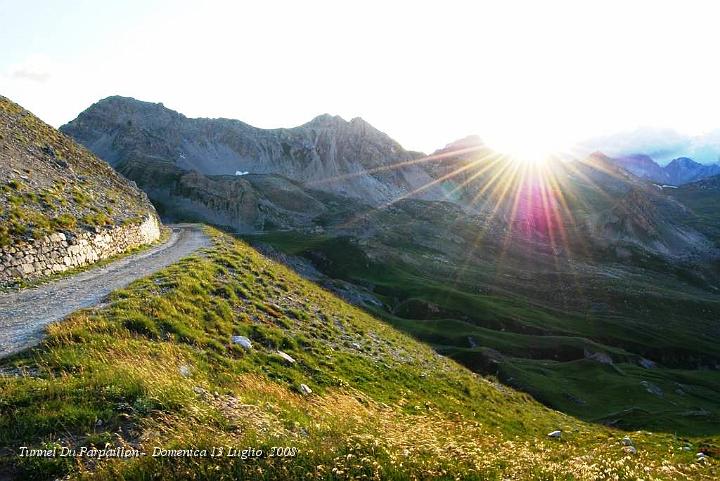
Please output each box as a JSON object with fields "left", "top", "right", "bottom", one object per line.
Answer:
{"left": 451, "top": 158, "right": 524, "bottom": 282}
{"left": 337, "top": 149, "right": 503, "bottom": 230}
{"left": 304, "top": 144, "right": 488, "bottom": 190}
{"left": 324, "top": 145, "right": 638, "bottom": 310}
{"left": 445, "top": 153, "right": 508, "bottom": 200}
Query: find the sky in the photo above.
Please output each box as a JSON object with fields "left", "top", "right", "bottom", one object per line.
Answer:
{"left": 2, "top": 0, "right": 720, "bottom": 161}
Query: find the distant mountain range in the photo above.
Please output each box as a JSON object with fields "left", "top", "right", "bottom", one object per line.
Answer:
{"left": 578, "top": 126, "right": 720, "bottom": 165}
{"left": 608, "top": 153, "right": 720, "bottom": 185}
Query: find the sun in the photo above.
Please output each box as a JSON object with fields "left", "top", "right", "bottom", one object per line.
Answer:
{"left": 482, "top": 130, "right": 563, "bottom": 165}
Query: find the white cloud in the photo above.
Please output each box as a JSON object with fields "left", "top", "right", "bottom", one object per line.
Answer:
{"left": 577, "top": 128, "right": 720, "bottom": 165}
{"left": 10, "top": 68, "right": 51, "bottom": 83}
{"left": 4, "top": 54, "right": 55, "bottom": 83}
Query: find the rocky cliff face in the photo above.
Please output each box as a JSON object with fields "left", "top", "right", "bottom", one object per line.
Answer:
{"left": 0, "top": 95, "right": 160, "bottom": 284}
{"left": 61, "top": 96, "right": 446, "bottom": 205}
{"left": 114, "top": 156, "right": 346, "bottom": 233}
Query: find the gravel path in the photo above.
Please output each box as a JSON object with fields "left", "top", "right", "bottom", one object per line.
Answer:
{"left": 0, "top": 224, "right": 211, "bottom": 359}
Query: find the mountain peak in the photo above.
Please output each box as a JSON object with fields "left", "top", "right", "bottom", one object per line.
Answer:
{"left": 605, "top": 152, "right": 720, "bottom": 185}
{"left": 605, "top": 152, "right": 667, "bottom": 182}
{"left": 92, "top": 95, "right": 173, "bottom": 114}
{"left": 68, "top": 96, "right": 184, "bottom": 131}
{"left": 448, "top": 135, "right": 484, "bottom": 148}
{"left": 304, "top": 113, "right": 347, "bottom": 127}
{"left": 350, "top": 116, "right": 371, "bottom": 126}
{"left": 667, "top": 156, "right": 701, "bottom": 169}
{"left": 588, "top": 151, "right": 612, "bottom": 162}
{"left": 303, "top": 114, "right": 379, "bottom": 132}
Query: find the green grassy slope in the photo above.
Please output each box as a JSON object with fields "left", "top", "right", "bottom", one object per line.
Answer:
{"left": 669, "top": 176, "right": 720, "bottom": 243}
{"left": 1, "top": 228, "right": 717, "bottom": 480}
{"left": 245, "top": 227, "right": 720, "bottom": 437}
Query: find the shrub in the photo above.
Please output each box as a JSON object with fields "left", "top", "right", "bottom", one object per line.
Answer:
{"left": 52, "top": 214, "right": 76, "bottom": 230}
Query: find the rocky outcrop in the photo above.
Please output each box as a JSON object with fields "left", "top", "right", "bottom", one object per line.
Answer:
{"left": 61, "top": 96, "right": 447, "bottom": 205}
{"left": 0, "top": 215, "right": 160, "bottom": 286}
{"left": 113, "top": 157, "right": 351, "bottom": 233}
{"left": 589, "top": 187, "right": 716, "bottom": 258}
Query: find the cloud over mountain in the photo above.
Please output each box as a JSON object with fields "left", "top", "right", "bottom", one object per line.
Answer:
{"left": 577, "top": 127, "right": 720, "bottom": 165}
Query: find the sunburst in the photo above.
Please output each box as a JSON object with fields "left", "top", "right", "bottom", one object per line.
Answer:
{"left": 309, "top": 138, "right": 635, "bottom": 276}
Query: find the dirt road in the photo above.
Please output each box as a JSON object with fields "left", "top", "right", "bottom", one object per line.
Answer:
{"left": 0, "top": 224, "right": 210, "bottom": 358}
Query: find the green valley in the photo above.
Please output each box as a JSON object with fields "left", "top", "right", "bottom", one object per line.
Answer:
{"left": 243, "top": 200, "right": 720, "bottom": 437}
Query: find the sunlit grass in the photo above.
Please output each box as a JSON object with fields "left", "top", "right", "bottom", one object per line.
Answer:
{"left": 0, "top": 228, "right": 716, "bottom": 480}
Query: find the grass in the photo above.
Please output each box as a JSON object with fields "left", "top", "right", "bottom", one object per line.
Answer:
{"left": 243, "top": 229, "right": 720, "bottom": 436}
{"left": 669, "top": 179, "right": 720, "bottom": 243}
{"left": 0, "top": 227, "right": 717, "bottom": 480}
{"left": 0, "top": 204, "right": 52, "bottom": 244}
{"left": 80, "top": 211, "right": 112, "bottom": 227}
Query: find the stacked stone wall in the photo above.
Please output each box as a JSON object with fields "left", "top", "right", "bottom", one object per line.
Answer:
{"left": 0, "top": 215, "right": 160, "bottom": 286}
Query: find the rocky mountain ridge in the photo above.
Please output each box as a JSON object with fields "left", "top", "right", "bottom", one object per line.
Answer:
{"left": 60, "top": 96, "right": 447, "bottom": 205}
{"left": 113, "top": 155, "right": 359, "bottom": 233}
{"left": 61, "top": 96, "right": 720, "bottom": 261}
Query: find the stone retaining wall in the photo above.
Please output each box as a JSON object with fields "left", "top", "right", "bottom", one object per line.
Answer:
{"left": 0, "top": 215, "right": 161, "bottom": 286}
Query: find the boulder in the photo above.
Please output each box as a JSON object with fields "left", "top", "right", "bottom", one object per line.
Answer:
{"left": 231, "top": 335, "right": 252, "bottom": 350}
{"left": 639, "top": 358, "right": 656, "bottom": 369}
{"left": 19, "top": 264, "right": 34, "bottom": 274}
{"left": 640, "top": 380, "right": 663, "bottom": 397}
{"left": 277, "top": 351, "right": 296, "bottom": 364}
